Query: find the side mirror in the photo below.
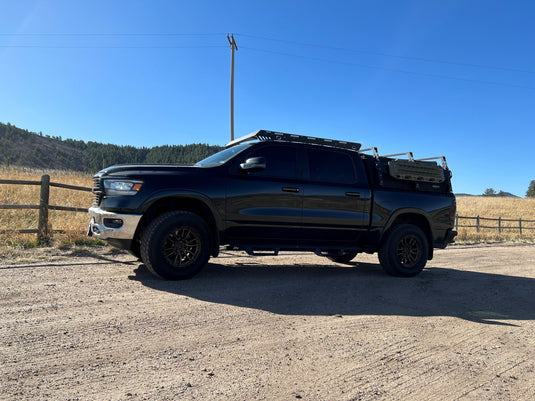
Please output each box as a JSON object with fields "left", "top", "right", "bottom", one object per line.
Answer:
{"left": 240, "top": 157, "right": 266, "bottom": 172}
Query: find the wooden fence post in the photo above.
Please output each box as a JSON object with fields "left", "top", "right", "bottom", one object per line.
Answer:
{"left": 498, "top": 217, "right": 501, "bottom": 233}
{"left": 38, "top": 174, "right": 50, "bottom": 243}
{"left": 519, "top": 218, "right": 522, "bottom": 235}
{"left": 476, "top": 215, "right": 480, "bottom": 232}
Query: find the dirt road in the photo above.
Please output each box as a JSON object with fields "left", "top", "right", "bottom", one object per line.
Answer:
{"left": 1, "top": 244, "right": 535, "bottom": 400}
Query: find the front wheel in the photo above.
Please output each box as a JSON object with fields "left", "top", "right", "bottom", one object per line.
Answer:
{"left": 140, "top": 211, "right": 211, "bottom": 280}
{"left": 378, "top": 224, "right": 429, "bottom": 277}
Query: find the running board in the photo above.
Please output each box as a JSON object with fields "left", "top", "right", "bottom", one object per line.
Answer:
{"left": 226, "top": 245, "right": 280, "bottom": 256}
{"left": 226, "top": 245, "right": 361, "bottom": 257}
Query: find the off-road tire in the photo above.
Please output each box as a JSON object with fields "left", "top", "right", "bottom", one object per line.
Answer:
{"left": 378, "top": 224, "right": 429, "bottom": 277}
{"left": 140, "top": 211, "right": 211, "bottom": 280}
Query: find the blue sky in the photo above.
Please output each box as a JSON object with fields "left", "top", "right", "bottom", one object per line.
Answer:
{"left": 1, "top": 1, "right": 534, "bottom": 196}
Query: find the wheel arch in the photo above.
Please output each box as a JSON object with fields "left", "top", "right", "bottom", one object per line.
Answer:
{"left": 134, "top": 195, "right": 221, "bottom": 257}
{"left": 381, "top": 210, "right": 434, "bottom": 260}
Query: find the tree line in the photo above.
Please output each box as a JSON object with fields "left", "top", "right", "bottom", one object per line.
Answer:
{"left": 2, "top": 122, "right": 534, "bottom": 197}
{"left": 483, "top": 183, "right": 535, "bottom": 198}
{"left": 0, "top": 122, "right": 223, "bottom": 173}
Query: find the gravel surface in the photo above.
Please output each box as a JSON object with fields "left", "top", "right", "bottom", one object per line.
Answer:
{"left": 1, "top": 244, "right": 535, "bottom": 400}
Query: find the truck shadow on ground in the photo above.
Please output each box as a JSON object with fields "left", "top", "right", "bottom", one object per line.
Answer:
{"left": 130, "top": 258, "right": 535, "bottom": 326}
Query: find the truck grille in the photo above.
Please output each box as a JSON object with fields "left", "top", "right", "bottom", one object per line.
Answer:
{"left": 92, "top": 177, "right": 104, "bottom": 206}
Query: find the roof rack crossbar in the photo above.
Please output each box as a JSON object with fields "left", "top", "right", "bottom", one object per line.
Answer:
{"left": 416, "top": 156, "right": 448, "bottom": 170}
{"left": 358, "top": 147, "right": 379, "bottom": 158}
{"left": 381, "top": 151, "right": 414, "bottom": 161}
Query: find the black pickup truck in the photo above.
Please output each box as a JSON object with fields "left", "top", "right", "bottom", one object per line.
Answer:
{"left": 88, "top": 130, "right": 456, "bottom": 279}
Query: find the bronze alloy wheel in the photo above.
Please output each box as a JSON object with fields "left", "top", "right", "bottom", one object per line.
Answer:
{"left": 396, "top": 234, "right": 423, "bottom": 269}
{"left": 162, "top": 227, "right": 202, "bottom": 269}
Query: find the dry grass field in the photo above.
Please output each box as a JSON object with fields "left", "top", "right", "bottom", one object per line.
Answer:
{"left": 1, "top": 167, "right": 534, "bottom": 257}
{"left": 0, "top": 166, "right": 95, "bottom": 253}
{"left": 456, "top": 196, "right": 535, "bottom": 242}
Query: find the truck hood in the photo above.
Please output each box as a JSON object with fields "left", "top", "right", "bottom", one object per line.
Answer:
{"left": 96, "top": 164, "right": 201, "bottom": 177}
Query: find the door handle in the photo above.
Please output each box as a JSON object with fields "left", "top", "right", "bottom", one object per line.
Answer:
{"left": 345, "top": 192, "right": 361, "bottom": 197}
{"left": 282, "top": 187, "right": 300, "bottom": 193}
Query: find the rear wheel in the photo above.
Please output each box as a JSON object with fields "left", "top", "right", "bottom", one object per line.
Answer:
{"left": 378, "top": 224, "right": 428, "bottom": 277}
{"left": 140, "top": 211, "right": 211, "bottom": 280}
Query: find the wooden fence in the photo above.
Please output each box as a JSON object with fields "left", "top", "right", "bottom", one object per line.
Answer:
{"left": 1, "top": 176, "right": 534, "bottom": 241}
{"left": 0, "top": 174, "right": 91, "bottom": 243}
{"left": 455, "top": 214, "right": 535, "bottom": 234}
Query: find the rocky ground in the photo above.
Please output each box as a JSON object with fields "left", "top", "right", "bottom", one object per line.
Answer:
{"left": 1, "top": 244, "right": 535, "bottom": 400}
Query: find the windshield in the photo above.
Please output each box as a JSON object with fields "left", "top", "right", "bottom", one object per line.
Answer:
{"left": 195, "top": 144, "right": 252, "bottom": 167}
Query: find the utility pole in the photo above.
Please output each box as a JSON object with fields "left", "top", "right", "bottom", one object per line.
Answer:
{"left": 227, "top": 34, "right": 238, "bottom": 141}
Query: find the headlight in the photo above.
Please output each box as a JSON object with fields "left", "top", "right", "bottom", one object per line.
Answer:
{"left": 103, "top": 180, "right": 143, "bottom": 196}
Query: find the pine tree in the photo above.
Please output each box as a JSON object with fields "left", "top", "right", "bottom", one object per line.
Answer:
{"left": 526, "top": 180, "right": 535, "bottom": 198}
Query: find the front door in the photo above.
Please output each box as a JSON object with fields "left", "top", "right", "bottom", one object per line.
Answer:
{"left": 224, "top": 143, "right": 303, "bottom": 244}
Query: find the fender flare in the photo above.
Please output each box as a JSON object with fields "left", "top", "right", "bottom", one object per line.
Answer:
{"left": 136, "top": 190, "right": 222, "bottom": 257}
{"left": 380, "top": 208, "right": 434, "bottom": 260}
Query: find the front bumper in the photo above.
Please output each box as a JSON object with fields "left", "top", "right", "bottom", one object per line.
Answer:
{"left": 87, "top": 206, "right": 142, "bottom": 240}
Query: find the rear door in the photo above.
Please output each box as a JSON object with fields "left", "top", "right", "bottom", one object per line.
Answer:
{"left": 224, "top": 143, "right": 304, "bottom": 244}
{"left": 301, "top": 146, "right": 372, "bottom": 246}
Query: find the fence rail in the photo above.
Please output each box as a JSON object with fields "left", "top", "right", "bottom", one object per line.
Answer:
{"left": 2, "top": 176, "right": 534, "bottom": 241}
{"left": 0, "top": 175, "right": 91, "bottom": 242}
{"left": 455, "top": 214, "right": 535, "bottom": 234}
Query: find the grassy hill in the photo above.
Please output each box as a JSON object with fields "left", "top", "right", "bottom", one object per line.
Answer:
{"left": 0, "top": 122, "right": 223, "bottom": 173}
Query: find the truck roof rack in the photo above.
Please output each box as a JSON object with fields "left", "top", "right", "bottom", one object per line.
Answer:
{"left": 226, "top": 130, "right": 362, "bottom": 151}
{"left": 415, "top": 156, "right": 448, "bottom": 170}
{"left": 359, "top": 147, "right": 448, "bottom": 170}
{"left": 359, "top": 146, "right": 449, "bottom": 183}
{"left": 226, "top": 131, "right": 449, "bottom": 179}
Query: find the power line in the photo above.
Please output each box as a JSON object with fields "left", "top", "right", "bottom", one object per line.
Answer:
{"left": 0, "top": 32, "right": 227, "bottom": 49}
{"left": 2, "top": 31, "right": 532, "bottom": 89}
{"left": 2, "top": 31, "right": 533, "bottom": 75}
{"left": 0, "top": 45, "right": 226, "bottom": 49}
{"left": 236, "top": 33, "right": 535, "bottom": 75}
{"left": 3, "top": 31, "right": 533, "bottom": 75}
{"left": 241, "top": 46, "right": 535, "bottom": 90}
{"left": 0, "top": 32, "right": 227, "bottom": 36}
